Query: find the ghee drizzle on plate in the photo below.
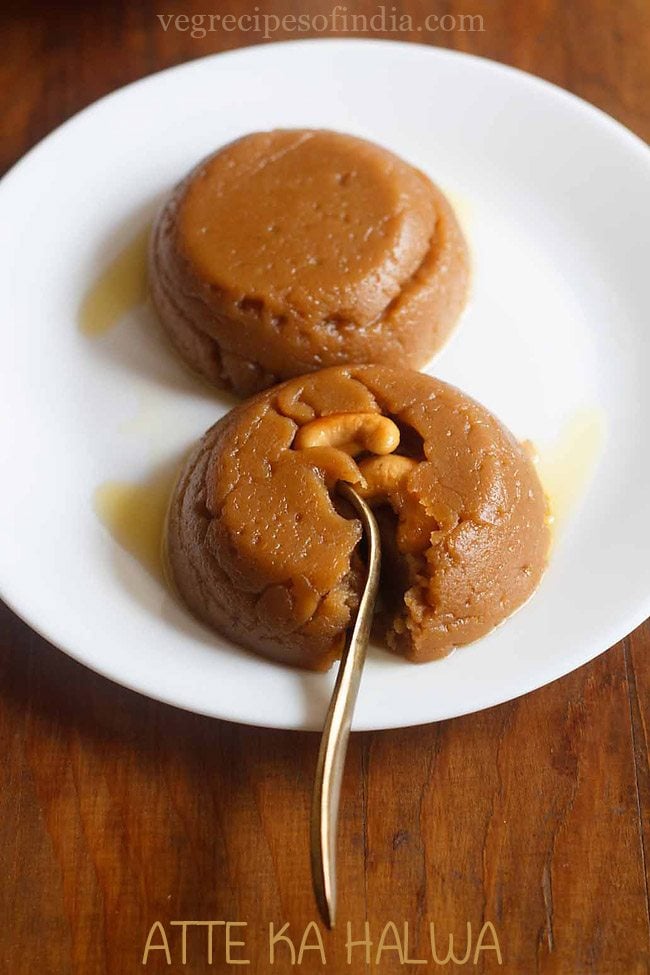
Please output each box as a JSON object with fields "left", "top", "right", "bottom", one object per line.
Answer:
{"left": 531, "top": 407, "right": 606, "bottom": 537}
{"left": 93, "top": 465, "right": 178, "bottom": 584}
{"left": 79, "top": 227, "right": 149, "bottom": 336}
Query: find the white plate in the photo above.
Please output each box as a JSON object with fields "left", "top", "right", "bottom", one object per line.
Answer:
{"left": 1, "top": 40, "right": 649, "bottom": 731}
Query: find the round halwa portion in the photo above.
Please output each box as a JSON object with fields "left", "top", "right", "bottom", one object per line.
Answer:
{"left": 150, "top": 130, "right": 469, "bottom": 396}
{"left": 166, "top": 366, "right": 549, "bottom": 669}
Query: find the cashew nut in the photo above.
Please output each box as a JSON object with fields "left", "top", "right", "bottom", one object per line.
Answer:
{"left": 356, "top": 455, "right": 418, "bottom": 503}
{"left": 293, "top": 412, "right": 400, "bottom": 456}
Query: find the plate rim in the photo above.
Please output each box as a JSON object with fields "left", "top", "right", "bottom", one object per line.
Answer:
{"left": 1, "top": 38, "right": 648, "bottom": 193}
{"left": 1, "top": 38, "right": 649, "bottom": 731}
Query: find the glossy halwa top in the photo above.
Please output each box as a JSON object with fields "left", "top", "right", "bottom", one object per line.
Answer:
{"left": 150, "top": 131, "right": 469, "bottom": 394}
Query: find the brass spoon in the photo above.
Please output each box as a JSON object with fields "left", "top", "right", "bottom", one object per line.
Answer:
{"left": 310, "top": 481, "right": 381, "bottom": 929}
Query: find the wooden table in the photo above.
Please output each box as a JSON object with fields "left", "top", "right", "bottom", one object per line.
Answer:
{"left": 1, "top": 2, "right": 649, "bottom": 972}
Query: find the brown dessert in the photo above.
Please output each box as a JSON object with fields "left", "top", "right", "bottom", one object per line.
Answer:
{"left": 150, "top": 130, "right": 469, "bottom": 396}
{"left": 165, "top": 366, "right": 549, "bottom": 670}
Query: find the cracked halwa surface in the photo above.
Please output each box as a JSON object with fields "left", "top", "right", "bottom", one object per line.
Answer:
{"left": 166, "top": 365, "right": 550, "bottom": 670}
{"left": 150, "top": 130, "right": 469, "bottom": 396}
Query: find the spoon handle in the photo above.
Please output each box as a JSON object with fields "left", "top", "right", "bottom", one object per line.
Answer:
{"left": 310, "top": 482, "right": 381, "bottom": 929}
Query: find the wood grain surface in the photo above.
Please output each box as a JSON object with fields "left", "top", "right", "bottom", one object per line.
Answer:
{"left": 1, "top": 1, "right": 649, "bottom": 972}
